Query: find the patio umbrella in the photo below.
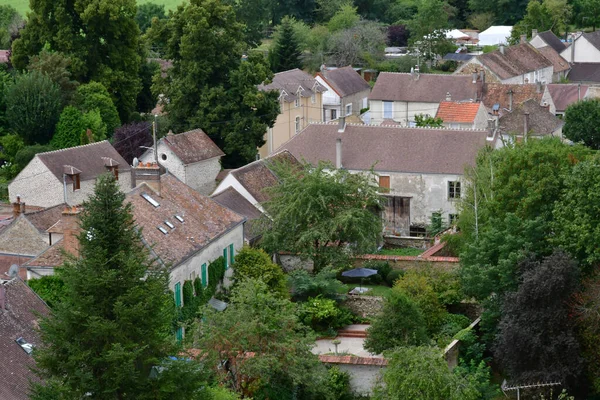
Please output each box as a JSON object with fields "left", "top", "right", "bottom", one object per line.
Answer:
{"left": 342, "top": 268, "right": 378, "bottom": 292}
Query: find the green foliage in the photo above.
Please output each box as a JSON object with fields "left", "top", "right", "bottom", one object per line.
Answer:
{"left": 414, "top": 113, "right": 443, "bottom": 127}
{"left": 12, "top": 0, "right": 142, "bottom": 121}
{"left": 222, "top": 0, "right": 272, "bottom": 46}
{"left": 232, "top": 246, "right": 288, "bottom": 297}
{"left": 0, "top": 133, "right": 24, "bottom": 179}
{"left": 30, "top": 174, "right": 209, "bottom": 399}
{"left": 260, "top": 161, "right": 383, "bottom": 272}
{"left": 327, "top": 366, "right": 353, "bottom": 400}
{"left": 407, "top": 0, "right": 452, "bottom": 59}
{"left": 364, "top": 289, "right": 428, "bottom": 353}
{"left": 269, "top": 16, "right": 303, "bottom": 72}
{"left": 136, "top": 61, "right": 160, "bottom": 113}
{"left": 80, "top": 109, "right": 107, "bottom": 144}
{"left": 359, "top": 260, "right": 391, "bottom": 284}
{"left": 297, "top": 295, "right": 353, "bottom": 333}
{"left": 573, "top": 274, "right": 600, "bottom": 394}
{"left": 194, "top": 279, "right": 332, "bottom": 399}
{"left": 468, "top": 0, "right": 529, "bottom": 25}
{"left": 563, "top": 99, "right": 600, "bottom": 149}
{"left": 510, "top": 0, "right": 569, "bottom": 44}
{"left": 208, "top": 256, "right": 226, "bottom": 293}
{"left": 27, "top": 276, "right": 66, "bottom": 309}
{"left": 394, "top": 272, "right": 447, "bottom": 334}
{"left": 75, "top": 82, "right": 121, "bottom": 137}
{"left": 51, "top": 106, "right": 86, "bottom": 149}
{"left": 288, "top": 266, "right": 347, "bottom": 301}
{"left": 27, "top": 49, "right": 79, "bottom": 103}
{"left": 328, "top": 20, "right": 386, "bottom": 67}
{"left": 13, "top": 144, "right": 53, "bottom": 171}
{"left": 136, "top": 3, "right": 166, "bottom": 32}
{"left": 435, "top": 313, "right": 471, "bottom": 346}
{"left": 0, "top": 5, "right": 21, "bottom": 49}
{"left": 374, "top": 346, "right": 480, "bottom": 400}
{"left": 385, "top": 269, "right": 404, "bottom": 286}
{"left": 327, "top": 3, "right": 360, "bottom": 32}
{"left": 6, "top": 71, "right": 63, "bottom": 145}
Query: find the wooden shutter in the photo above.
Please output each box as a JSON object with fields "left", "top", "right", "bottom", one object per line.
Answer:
{"left": 201, "top": 264, "right": 207, "bottom": 287}
{"left": 379, "top": 176, "right": 390, "bottom": 191}
{"left": 229, "top": 244, "right": 235, "bottom": 265}
{"left": 223, "top": 248, "right": 228, "bottom": 269}
{"left": 174, "top": 282, "right": 181, "bottom": 307}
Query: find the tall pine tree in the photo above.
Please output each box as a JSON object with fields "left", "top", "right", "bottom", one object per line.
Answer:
{"left": 269, "top": 17, "right": 303, "bottom": 72}
{"left": 30, "top": 174, "right": 210, "bottom": 400}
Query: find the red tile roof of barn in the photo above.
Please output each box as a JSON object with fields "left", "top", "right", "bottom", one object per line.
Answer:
{"left": 435, "top": 101, "right": 483, "bottom": 123}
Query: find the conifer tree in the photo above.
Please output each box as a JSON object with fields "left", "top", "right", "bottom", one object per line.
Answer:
{"left": 30, "top": 174, "right": 209, "bottom": 400}
{"left": 270, "top": 17, "right": 303, "bottom": 72}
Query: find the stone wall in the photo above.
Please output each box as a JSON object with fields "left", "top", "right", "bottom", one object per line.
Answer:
{"left": 278, "top": 254, "right": 314, "bottom": 273}
{"left": 353, "top": 255, "right": 458, "bottom": 271}
{"left": 383, "top": 235, "right": 431, "bottom": 249}
{"left": 342, "top": 295, "right": 384, "bottom": 318}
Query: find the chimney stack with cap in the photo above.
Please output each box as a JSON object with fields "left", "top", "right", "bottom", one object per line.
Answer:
{"left": 532, "top": 29, "right": 538, "bottom": 38}
{"left": 338, "top": 116, "right": 346, "bottom": 133}
{"left": 336, "top": 138, "right": 342, "bottom": 169}
{"left": 12, "top": 196, "right": 25, "bottom": 218}
{"left": 520, "top": 34, "right": 527, "bottom": 44}
{"left": 62, "top": 206, "right": 81, "bottom": 257}
{"left": 524, "top": 112, "right": 530, "bottom": 142}
{"left": 508, "top": 89, "right": 514, "bottom": 111}
{"left": 446, "top": 92, "right": 452, "bottom": 101}
{"left": 131, "top": 162, "right": 161, "bottom": 195}
{"left": 499, "top": 44, "right": 505, "bottom": 55}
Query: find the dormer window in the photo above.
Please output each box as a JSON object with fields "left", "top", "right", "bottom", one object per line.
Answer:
{"left": 295, "top": 96, "right": 300, "bottom": 108}
{"left": 63, "top": 165, "right": 82, "bottom": 191}
{"left": 103, "top": 157, "right": 120, "bottom": 180}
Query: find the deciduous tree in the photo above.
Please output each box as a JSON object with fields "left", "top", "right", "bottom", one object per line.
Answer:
{"left": 563, "top": 98, "right": 600, "bottom": 150}
{"left": 27, "top": 49, "right": 79, "bottom": 103}
{"left": 232, "top": 246, "right": 288, "bottom": 297}
{"left": 112, "top": 121, "right": 153, "bottom": 164}
{"left": 75, "top": 82, "right": 121, "bottom": 137}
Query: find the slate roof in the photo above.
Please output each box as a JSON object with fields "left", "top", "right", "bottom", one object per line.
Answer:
{"left": 211, "top": 187, "right": 263, "bottom": 242}
{"left": 160, "top": 129, "right": 224, "bottom": 165}
{"left": 479, "top": 43, "right": 552, "bottom": 80}
{"left": 567, "top": 63, "right": 600, "bottom": 83}
{"left": 481, "top": 83, "right": 544, "bottom": 113}
{"left": 318, "top": 66, "right": 370, "bottom": 97}
{"left": 369, "top": 72, "right": 479, "bottom": 103}
{"left": 0, "top": 278, "right": 49, "bottom": 400}
{"left": 443, "top": 53, "right": 474, "bottom": 62}
{"left": 536, "top": 31, "right": 566, "bottom": 53}
{"left": 35, "top": 141, "right": 130, "bottom": 182}
{"left": 126, "top": 173, "right": 245, "bottom": 268}
{"left": 582, "top": 30, "right": 600, "bottom": 52}
{"left": 259, "top": 69, "right": 326, "bottom": 103}
{"left": 436, "top": 101, "right": 484, "bottom": 123}
{"left": 545, "top": 83, "right": 589, "bottom": 112}
{"left": 537, "top": 46, "right": 570, "bottom": 73}
{"left": 277, "top": 124, "right": 490, "bottom": 175}
{"left": 498, "top": 99, "right": 563, "bottom": 136}
{"left": 24, "top": 204, "right": 65, "bottom": 233}
{"left": 229, "top": 151, "right": 301, "bottom": 203}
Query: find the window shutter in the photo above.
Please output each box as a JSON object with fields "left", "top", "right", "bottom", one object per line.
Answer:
{"left": 223, "top": 248, "right": 228, "bottom": 269}
{"left": 174, "top": 282, "right": 182, "bottom": 307}
{"left": 229, "top": 244, "right": 234, "bottom": 265}
{"left": 201, "top": 263, "right": 207, "bottom": 287}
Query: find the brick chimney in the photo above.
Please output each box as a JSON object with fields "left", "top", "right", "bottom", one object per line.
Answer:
{"left": 532, "top": 29, "right": 538, "bottom": 38}
{"left": 12, "top": 196, "right": 25, "bottom": 218}
{"left": 520, "top": 34, "right": 527, "bottom": 44}
{"left": 131, "top": 162, "right": 161, "bottom": 194}
{"left": 62, "top": 206, "right": 81, "bottom": 257}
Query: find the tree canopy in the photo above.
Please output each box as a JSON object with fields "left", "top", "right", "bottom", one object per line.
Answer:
{"left": 563, "top": 98, "right": 600, "bottom": 150}
{"left": 269, "top": 16, "right": 303, "bottom": 72}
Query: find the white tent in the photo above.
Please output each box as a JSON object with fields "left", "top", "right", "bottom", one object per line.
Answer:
{"left": 478, "top": 26, "right": 513, "bottom": 46}
{"left": 446, "top": 29, "right": 471, "bottom": 39}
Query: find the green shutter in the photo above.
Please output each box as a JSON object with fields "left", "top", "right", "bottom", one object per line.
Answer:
{"left": 229, "top": 244, "right": 234, "bottom": 265}
{"left": 201, "top": 263, "right": 207, "bottom": 287}
{"left": 223, "top": 248, "right": 228, "bottom": 270}
{"left": 174, "top": 282, "right": 181, "bottom": 308}
{"left": 176, "top": 327, "right": 183, "bottom": 342}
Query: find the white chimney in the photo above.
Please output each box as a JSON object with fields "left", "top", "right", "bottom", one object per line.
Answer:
{"left": 532, "top": 29, "right": 538, "bottom": 38}
{"left": 336, "top": 138, "right": 342, "bottom": 169}
{"left": 338, "top": 116, "right": 346, "bottom": 133}
{"left": 499, "top": 44, "right": 505, "bottom": 55}
{"left": 446, "top": 92, "right": 452, "bottom": 101}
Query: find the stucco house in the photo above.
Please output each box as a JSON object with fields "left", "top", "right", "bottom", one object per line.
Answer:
{"left": 455, "top": 42, "right": 553, "bottom": 84}
{"left": 541, "top": 83, "right": 588, "bottom": 116}
{"left": 140, "top": 128, "right": 224, "bottom": 195}
{"left": 435, "top": 101, "right": 489, "bottom": 130}
{"left": 561, "top": 30, "right": 600, "bottom": 63}
{"left": 495, "top": 99, "right": 563, "bottom": 147}
{"left": 0, "top": 277, "right": 50, "bottom": 400}
{"left": 212, "top": 150, "right": 301, "bottom": 213}
{"left": 258, "top": 69, "right": 326, "bottom": 158}
{"left": 315, "top": 66, "right": 371, "bottom": 122}
{"left": 368, "top": 72, "right": 481, "bottom": 126}
{"left": 9, "top": 141, "right": 130, "bottom": 208}
{"left": 277, "top": 122, "right": 493, "bottom": 236}
{"left": 529, "top": 30, "right": 570, "bottom": 82}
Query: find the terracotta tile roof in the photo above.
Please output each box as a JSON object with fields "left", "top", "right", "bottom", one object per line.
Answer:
{"left": 127, "top": 173, "right": 245, "bottom": 268}
{"left": 546, "top": 83, "right": 588, "bottom": 112}
{"left": 479, "top": 43, "right": 552, "bottom": 80}
{"left": 0, "top": 254, "right": 31, "bottom": 279}
{"left": 211, "top": 187, "right": 263, "bottom": 242}
{"left": 24, "top": 204, "right": 65, "bottom": 233}
{"left": 498, "top": 98, "right": 563, "bottom": 137}
{"left": 369, "top": 72, "right": 479, "bottom": 103}
{"left": 230, "top": 151, "right": 301, "bottom": 203}
{"left": 0, "top": 50, "right": 9, "bottom": 63}
{"left": 567, "top": 63, "right": 600, "bottom": 83}
{"left": 481, "top": 83, "right": 544, "bottom": 113}
{"left": 259, "top": 69, "right": 327, "bottom": 103}
{"left": 318, "top": 355, "right": 388, "bottom": 366}
{"left": 318, "top": 66, "right": 370, "bottom": 97}
{"left": 278, "top": 124, "right": 490, "bottom": 175}
{"left": 35, "top": 141, "right": 130, "bottom": 182}
{"left": 0, "top": 278, "right": 49, "bottom": 400}
{"left": 435, "top": 101, "right": 483, "bottom": 123}
{"left": 24, "top": 241, "right": 65, "bottom": 269}
{"left": 537, "top": 46, "right": 570, "bottom": 73}
{"left": 536, "top": 31, "right": 566, "bottom": 53}
{"left": 161, "top": 129, "right": 224, "bottom": 165}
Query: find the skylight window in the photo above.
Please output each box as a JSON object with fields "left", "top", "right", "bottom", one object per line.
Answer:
{"left": 16, "top": 337, "right": 33, "bottom": 354}
{"left": 165, "top": 221, "right": 175, "bottom": 229}
{"left": 142, "top": 193, "right": 160, "bottom": 208}
{"left": 175, "top": 215, "right": 184, "bottom": 223}
{"left": 157, "top": 226, "right": 168, "bottom": 235}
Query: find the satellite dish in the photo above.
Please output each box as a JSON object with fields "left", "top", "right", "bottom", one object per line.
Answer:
{"left": 132, "top": 157, "right": 139, "bottom": 168}
{"left": 8, "top": 264, "right": 18, "bottom": 278}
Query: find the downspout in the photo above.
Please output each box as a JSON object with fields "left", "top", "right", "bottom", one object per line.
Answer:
{"left": 63, "top": 174, "right": 68, "bottom": 205}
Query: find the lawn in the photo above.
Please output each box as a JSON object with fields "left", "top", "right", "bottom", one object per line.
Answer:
{"left": 1, "top": 0, "right": 188, "bottom": 16}
{"left": 338, "top": 284, "right": 392, "bottom": 297}
{"left": 375, "top": 247, "right": 424, "bottom": 256}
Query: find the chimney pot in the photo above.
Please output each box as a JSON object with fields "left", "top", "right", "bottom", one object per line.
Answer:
{"left": 520, "top": 34, "right": 527, "bottom": 44}
{"left": 61, "top": 206, "right": 81, "bottom": 257}
{"left": 524, "top": 112, "right": 530, "bottom": 141}
{"left": 499, "top": 44, "right": 505, "bottom": 55}
{"left": 446, "top": 92, "right": 452, "bottom": 101}
{"left": 338, "top": 116, "right": 346, "bottom": 133}
{"left": 336, "top": 138, "right": 342, "bottom": 169}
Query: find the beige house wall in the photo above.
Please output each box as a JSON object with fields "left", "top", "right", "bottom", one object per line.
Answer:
{"left": 259, "top": 93, "right": 323, "bottom": 158}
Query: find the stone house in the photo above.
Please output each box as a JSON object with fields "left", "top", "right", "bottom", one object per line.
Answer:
{"left": 211, "top": 187, "right": 263, "bottom": 244}
{"left": 495, "top": 99, "right": 563, "bottom": 147}
{"left": 258, "top": 69, "right": 326, "bottom": 158}
{"left": 139, "top": 128, "right": 224, "bottom": 196}
{"left": 455, "top": 42, "right": 554, "bottom": 84}
{"left": 277, "top": 122, "right": 493, "bottom": 235}
{"left": 529, "top": 30, "right": 570, "bottom": 81}
{"left": 315, "top": 66, "right": 371, "bottom": 122}
{"left": 541, "top": 83, "right": 588, "bottom": 116}
{"left": 368, "top": 72, "right": 481, "bottom": 126}
{"left": 0, "top": 277, "right": 49, "bottom": 400}
{"left": 8, "top": 141, "right": 131, "bottom": 208}
{"left": 435, "top": 101, "right": 489, "bottom": 130}
{"left": 212, "top": 150, "right": 301, "bottom": 213}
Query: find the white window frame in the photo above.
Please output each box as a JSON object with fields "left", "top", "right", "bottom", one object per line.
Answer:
{"left": 311, "top": 93, "right": 316, "bottom": 104}
{"left": 295, "top": 97, "right": 300, "bottom": 108}
{"left": 383, "top": 101, "right": 393, "bottom": 119}
{"left": 295, "top": 116, "right": 301, "bottom": 133}
{"left": 345, "top": 104, "right": 352, "bottom": 116}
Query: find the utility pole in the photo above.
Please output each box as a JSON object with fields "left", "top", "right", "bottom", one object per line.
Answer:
{"left": 152, "top": 114, "right": 158, "bottom": 164}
